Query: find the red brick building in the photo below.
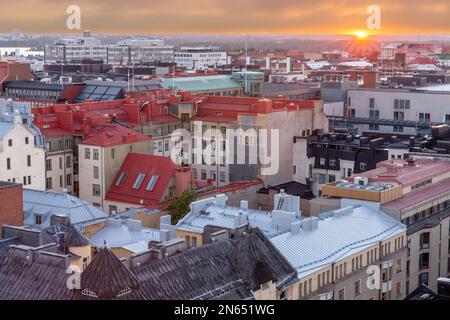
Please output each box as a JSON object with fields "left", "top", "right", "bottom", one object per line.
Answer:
{"left": 0, "top": 182, "right": 23, "bottom": 238}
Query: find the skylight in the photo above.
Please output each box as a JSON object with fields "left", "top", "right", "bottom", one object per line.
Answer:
{"left": 133, "top": 173, "right": 146, "bottom": 190}
{"left": 146, "top": 175, "right": 159, "bottom": 191}
{"left": 116, "top": 172, "right": 127, "bottom": 186}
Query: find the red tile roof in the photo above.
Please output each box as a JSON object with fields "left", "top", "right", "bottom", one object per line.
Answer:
{"left": 80, "top": 124, "right": 151, "bottom": 147}
{"left": 350, "top": 159, "right": 450, "bottom": 187}
{"left": 105, "top": 153, "right": 178, "bottom": 207}
{"left": 382, "top": 177, "right": 450, "bottom": 212}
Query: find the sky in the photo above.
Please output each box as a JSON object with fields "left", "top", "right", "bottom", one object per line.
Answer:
{"left": 0, "top": 0, "right": 450, "bottom": 35}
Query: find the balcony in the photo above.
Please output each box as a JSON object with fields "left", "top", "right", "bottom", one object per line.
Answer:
{"left": 382, "top": 281, "right": 392, "bottom": 293}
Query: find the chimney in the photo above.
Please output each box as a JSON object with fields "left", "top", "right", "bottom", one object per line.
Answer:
{"left": 290, "top": 221, "right": 301, "bottom": 235}
{"left": 175, "top": 167, "right": 192, "bottom": 197}
{"left": 265, "top": 57, "right": 272, "bottom": 70}
{"left": 127, "top": 219, "right": 143, "bottom": 232}
{"left": 240, "top": 200, "right": 249, "bottom": 210}
{"left": 302, "top": 217, "right": 319, "bottom": 231}
{"left": 286, "top": 57, "right": 292, "bottom": 73}
{"left": 82, "top": 118, "right": 91, "bottom": 136}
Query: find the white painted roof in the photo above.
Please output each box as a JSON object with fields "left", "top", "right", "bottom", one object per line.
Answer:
{"left": 338, "top": 60, "right": 373, "bottom": 68}
{"left": 270, "top": 206, "right": 406, "bottom": 279}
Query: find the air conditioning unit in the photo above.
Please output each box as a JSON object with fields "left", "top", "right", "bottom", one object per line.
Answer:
{"left": 354, "top": 177, "right": 369, "bottom": 186}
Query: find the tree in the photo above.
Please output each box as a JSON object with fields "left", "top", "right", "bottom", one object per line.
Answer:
{"left": 168, "top": 189, "right": 198, "bottom": 224}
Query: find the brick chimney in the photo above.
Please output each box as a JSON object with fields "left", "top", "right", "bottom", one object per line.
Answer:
{"left": 363, "top": 71, "right": 377, "bottom": 88}
{"left": 175, "top": 167, "right": 192, "bottom": 196}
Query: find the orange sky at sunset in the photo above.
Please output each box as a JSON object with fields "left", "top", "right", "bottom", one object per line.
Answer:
{"left": 0, "top": 0, "right": 449, "bottom": 35}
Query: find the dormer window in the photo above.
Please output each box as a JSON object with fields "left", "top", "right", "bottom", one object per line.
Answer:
{"left": 116, "top": 172, "right": 127, "bottom": 186}
{"left": 146, "top": 175, "right": 159, "bottom": 191}
{"left": 133, "top": 173, "right": 146, "bottom": 190}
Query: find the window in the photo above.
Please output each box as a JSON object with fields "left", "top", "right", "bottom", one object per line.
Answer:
{"left": 201, "top": 170, "right": 207, "bottom": 180}
{"left": 92, "top": 184, "right": 101, "bottom": 197}
{"left": 111, "top": 148, "right": 115, "bottom": 159}
{"left": 420, "top": 232, "right": 430, "bottom": 250}
{"left": 116, "top": 172, "right": 127, "bottom": 186}
{"left": 418, "top": 273, "right": 429, "bottom": 286}
{"left": 320, "top": 158, "right": 326, "bottom": 166}
{"left": 46, "top": 177, "right": 52, "bottom": 190}
{"left": 93, "top": 166, "right": 99, "bottom": 179}
{"left": 8, "top": 139, "right": 12, "bottom": 147}
{"left": 85, "top": 148, "right": 91, "bottom": 159}
{"left": 60, "top": 175, "right": 63, "bottom": 188}
{"left": 396, "top": 282, "right": 402, "bottom": 298}
{"left": 354, "top": 280, "right": 361, "bottom": 297}
{"left": 210, "top": 171, "right": 216, "bottom": 181}
{"left": 164, "top": 140, "right": 169, "bottom": 152}
{"left": 347, "top": 168, "right": 352, "bottom": 177}
{"left": 369, "top": 124, "right": 379, "bottom": 131}
{"left": 59, "top": 157, "right": 63, "bottom": 169}
{"left": 419, "top": 253, "right": 429, "bottom": 270}
{"left": 25, "top": 137, "right": 29, "bottom": 145}
{"left": 220, "top": 171, "right": 226, "bottom": 183}
{"left": 369, "top": 98, "right": 375, "bottom": 108}
{"left": 359, "top": 162, "right": 367, "bottom": 171}
{"left": 27, "top": 155, "right": 31, "bottom": 167}
{"left": 338, "top": 288, "right": 345, "bottom": 300}
{"left": 396, "top": 259, "right": 402, "bottom": 274}
{"left": 35, "top": 214, "right": 42, "bottom": 225}
{"left": 329, "top": 159, "right": 337, "bottom": 167}
{"left": 319, "top": 174, "right": 326, "bottom": 185}
{"left": 28, "top": 176, "right": 31, "bottom": 185}
{"left": 93, "top": 149, "right": 99, "bottom": 160}
{"left": 191, "top": 237, "right": 197, "bottom": 248}
{"left": 82, "top": 257, "right": 89, "bottom": 271}
{"left": 66, "top": 174, "right": 72, "bottom": 186}
{"left": 46, "top": 159, "right": 52, "bottom": 171}
{"left": 394, "top": 99, "right": 410, "bottom": 109}
{"left": 394, "top": 126, "right": 404, "bottom": 133}
{"left": 419, "top": 113, "right": 431, "bottom": 122}
{"left": 146, "top": 176, "right": 159, "bottom": 191}
{"left": 66, "top": 156, "right": 72, "bottom": 168}
{"left": 6, "top": 158, "right": 11, "bottom": 170}
{"left": 329, "top": 174, "right": 336, "bottom": 183}
{"left": 133, "top": 173, "right": 146, "bottom": 190}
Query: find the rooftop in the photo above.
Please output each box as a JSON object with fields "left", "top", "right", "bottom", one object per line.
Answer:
{"left": 105, "top": 153, "right": 178, "bottom": 207}
{"left": 160, "top": 75, "right": 241, "bottom": 92}
{"left": 80, "top": 124, "right": 151, "bottom": 147}
{"left": 270, "top": 205, "right": 406, "bottom": 278}
{"left": 23, "top": 189, "right": 108, "bottom": 229}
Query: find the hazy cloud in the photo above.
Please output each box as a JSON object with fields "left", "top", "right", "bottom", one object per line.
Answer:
{"left": 0, "top": 0, "right": 449, "bottom": 34}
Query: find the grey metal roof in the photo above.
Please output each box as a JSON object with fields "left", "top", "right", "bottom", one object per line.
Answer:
{"left": 270, "top": 205, "right": 406, "bottom": 279}
{"left": 23, "top": 189, "right": 108, "bottom": 229}
{"left": 89, "top": 219, "right": 160, "bottom": 251}
{"left": 177, "top": 203, "right": 297, "bottom": 238}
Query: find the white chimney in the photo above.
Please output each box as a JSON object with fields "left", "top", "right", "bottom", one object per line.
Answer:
{"left": 290, "top": 221, "right": 301, "bottom": 235}
{"left": 302, "top": 217, "right": 319, "bottom": 231}
{"left": 240, "top": 200, "right": 249, "bottom": 209}
{"left": 265, "top": 57, "right": 272, "bottom": 70}
{"left": 286, "top": 57, "right": 292, "bottom": 73}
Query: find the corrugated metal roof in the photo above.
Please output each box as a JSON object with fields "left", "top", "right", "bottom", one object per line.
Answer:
{"left": 177, "top": 203, "right": 297, "bottom": 238}
{"left": 270, "top": 206, "right": 406, "bottom": 279}
{"left": 23, "top": 189, "right": 108, "bottom": 229}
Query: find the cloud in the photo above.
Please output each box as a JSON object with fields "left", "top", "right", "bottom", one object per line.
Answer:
{"left": 0, "top": 0, "right": 449, "bottom": 34}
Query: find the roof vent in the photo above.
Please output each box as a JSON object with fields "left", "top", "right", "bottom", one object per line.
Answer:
{"left": 302, "top": 217, "right": 319, "bottom": 231}
{"left": 290, "top": 221, "right": 302, "bottom": 235}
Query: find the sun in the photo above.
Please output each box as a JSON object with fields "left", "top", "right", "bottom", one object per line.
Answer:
{"left": 352, "top": 30, "right": 369, "bottom": 40}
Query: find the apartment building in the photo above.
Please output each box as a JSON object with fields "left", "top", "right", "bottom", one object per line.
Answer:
{"left": 78, "top": 125, "right": 152, "bottom": 210}
{"left": 174, "top": 46, "right": 227, "bottom": 70}
{"left": 45, "top": 35, "right": 174, "bottom": 65}
{"left": 270, "top": 206, "right": 408, "bottom": 300}
{"left": 0, "top": 100, "right": 46, "bottom": 190}
{"left": 346, "top": 86, "right": 450, "bottom": 135}
{"left": 44, "top": 133, "right": 75, "bottom": 193}
{"left": 293, "top": 131, "right": 410, "bottom": 196}
{"left": 172, "top": 95, "right": 328, "bottom": 188}
{"left": 321, "top": 157, "right": 450, "bottom": 294}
